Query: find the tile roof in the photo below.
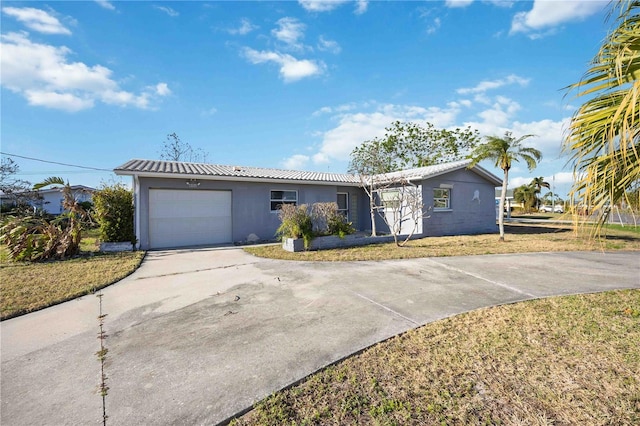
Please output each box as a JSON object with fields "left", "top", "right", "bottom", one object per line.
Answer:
{"left": 372, "top": 159, "right": 501, "bottom": 186}
{"left": 375, "top": 159, "right": 473, "bottom": 183}
{"left": 114, "top": 158, "right": 501, "bottom": 186}
{"left": 114, "top": 159, "right": 361, "bottom": 184}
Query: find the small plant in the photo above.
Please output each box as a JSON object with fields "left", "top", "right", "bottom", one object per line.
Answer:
{"left": 275, "top": 204, "right": 313, "bottom": 248}
{"left": 328, "top": 213, "right": 355, "bottom": 238}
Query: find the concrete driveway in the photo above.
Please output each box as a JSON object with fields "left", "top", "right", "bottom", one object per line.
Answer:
{"left": 1, "top": 249, "right": 639, "bottom": 425}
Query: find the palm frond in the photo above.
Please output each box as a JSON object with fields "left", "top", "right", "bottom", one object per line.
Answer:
{"left": 564, "top": 0, "right": 640, "bottom": 231}
{"left": 33, "top": 177, "right": 66, "bottom": 191}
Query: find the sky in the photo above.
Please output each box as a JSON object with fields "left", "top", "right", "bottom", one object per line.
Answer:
{"left": 1, "top": 0, "right": 611, "bottom": 198}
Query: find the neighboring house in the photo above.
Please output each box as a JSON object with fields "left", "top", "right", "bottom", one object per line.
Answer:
{"left": 495, "top": 188, "right": 517, "bottom": 219}
{"left": 32, "top": 185, "right": 95, "bottom": 214}
{"left": 114, "top": 159, "right": 501, "bottom": 250}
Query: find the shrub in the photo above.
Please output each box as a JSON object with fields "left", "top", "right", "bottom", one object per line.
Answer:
{"left": 0, "top": 212, "right": 86, "bottom": 262}
{"left": 328, "top": 214, "right": 355, "bottom": 238}
{"left": 0, "top": 178, "right": 89, "bottom": 261}
{"left": 312, "top": 202, "right": 355, "bottom": 238}
{"left": 92, "top": 183, "right": 135, "bottom": 244}
{"left": 275, "top": 204, "right": 313, "bottom": 248}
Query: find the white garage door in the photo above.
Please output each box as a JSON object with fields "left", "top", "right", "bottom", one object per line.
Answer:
{"left": 149, "top": 189, "right": 232, "bottom": 249}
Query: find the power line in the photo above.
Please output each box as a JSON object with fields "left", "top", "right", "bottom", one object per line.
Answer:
{"left": 1, "top": 152, "right": 113, "bottom": 172}
{"left": 16, "top": 170, "right": 112, "bottom": 175}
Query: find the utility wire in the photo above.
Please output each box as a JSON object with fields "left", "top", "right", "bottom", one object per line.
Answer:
{"left": 1, "top": 152, "right": 113, "bottom": 172}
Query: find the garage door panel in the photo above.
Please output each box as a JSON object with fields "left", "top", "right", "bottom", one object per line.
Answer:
{"left": 149, "top": 190, "right": 232, "bottom": 249}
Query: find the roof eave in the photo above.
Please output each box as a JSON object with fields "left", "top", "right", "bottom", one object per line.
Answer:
{"left": 469, "top": 165, "right": 503, "bottom": 186}
{"left": 114, "top": 170, "right": 361, "bottom": 187}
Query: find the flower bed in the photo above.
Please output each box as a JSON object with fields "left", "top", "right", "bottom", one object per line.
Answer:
{"left": 282, "top": 234, "right": 398, "bottom": 252}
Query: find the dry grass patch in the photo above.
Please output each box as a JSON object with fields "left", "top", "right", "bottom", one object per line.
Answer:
{"left": 244, "top": 224, "right": 640, "bottom": 261}
{"left": 0, "top": 251, "right": 145, "bottom": 320}
{"left": 233, "top": 289, "right": 640, "bottom": 425}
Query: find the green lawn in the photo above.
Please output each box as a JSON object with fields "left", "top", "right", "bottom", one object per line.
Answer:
{"left": 245, "top": 223, "right": 640, "bottom": 262}
{"left": 233, "top": 289, "right": 640, "bottom": 425}
{"left": 0, "top": 227, "right": 144, "bottom": 320}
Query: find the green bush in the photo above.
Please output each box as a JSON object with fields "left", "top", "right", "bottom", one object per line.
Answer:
{"left": 92, "top": 183, "right": 135, "bottom": 244}
{"left": 276, "top": 203, "right": 355, "bottom": 250}
{"left": 275, "top": 204, "right": 313, "bottom": 248}
{"left": 328, "top": 213, "right": 355, "bottom": 238}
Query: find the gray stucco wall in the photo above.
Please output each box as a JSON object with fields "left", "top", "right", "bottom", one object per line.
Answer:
{"left": 371, "top": 169, "right": 498, "bottom": 237}
{"left": 421, "top": 169, "right": 498, "bottom": 237}
{"left": 135, "top": 177, "right": 368, "bottom": 249}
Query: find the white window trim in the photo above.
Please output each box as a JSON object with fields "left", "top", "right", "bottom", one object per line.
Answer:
{"left": 270, "top": 189, "right": 298, "bottom": 212}
{"left": 433, "top": 187, "right": 451, "bottom": 211}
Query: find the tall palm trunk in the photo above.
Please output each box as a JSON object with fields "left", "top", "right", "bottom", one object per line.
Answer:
{"left": 498, "top": 169, "right": 508, "bottom": 241}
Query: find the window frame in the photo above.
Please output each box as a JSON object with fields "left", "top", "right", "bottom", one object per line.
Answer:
{"left": 270, "top": 190, "right": 298, "bottom": 212}
{"left": 337, "top": 192, "right": 349, "bottom": 219}
{"left": 433, "top": 187, "right": 451, "bottom": 211}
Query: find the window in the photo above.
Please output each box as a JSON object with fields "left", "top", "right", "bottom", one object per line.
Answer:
{"left": 433, "top": 188, "right": 450, "bottom": 210}
{"left": 380, "top": 189, "right": 401, "bottom": 209}
{"left": 337, "top": 192, "right": 348, "bottom": 218}
{"left": 270, "top": 190, "right": 297, "bottom": 211}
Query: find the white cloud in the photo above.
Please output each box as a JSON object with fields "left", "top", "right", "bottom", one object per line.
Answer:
{"left": 0, "top": 32, "right": 170, "bottom": 111}
{"left": 282, "top": 154, "right": 310, "bottom": 170}
{"left": 487, "top": 0, "right": 515, "bottom": 7}
{"left": 298, "top": 0, "right": 349, "bottom": 13}
{"left": 154, "top": 5, "right": 179, "bottom": 17}
{"left": 427, "top": 17, "right": 441, "bottom": 35}
{"left": 228, "top": 18, "right": 258, "bottom": 35}
{"left": 457, "top": 74, "right": 530, "bottom": 95}
{"left": 354, "top": 0, "right": 368, "bottom": 15}
{"left": 94, "top": 1, "right": 116, "bottom": 11}
{"left": 154, "top": 82, "right": 171, "bottom": 96}
{"left": 317, "top": 35, "right": 341, "bottom": 54}
{"left": 510, "top": 0, "right": 606, "bottom": 37}
{"left": 2, "top": 7, "right": 71, "bottom": 35}
{"left": 242, "top": 47, "right": 325, "bottom": 82}
{"left": 24, "top": 90, "right": 94, "bottom": 112}
{"left": 312, "top": 102, "right": 358, "bottom": 116}
{"left": 476, "top": 96, "right": 521, "bottom": 127}
{"left": 509, "top": 170, "right": 573, "bottom": 195}
{"left": 272, "top": 17, "right": 306, "bottom": 50}
{"left": 201, "top": 107, "right": 218, "bottom": 116}
{"left": 511, "top": 117, "right": 569, "bottom": 156}
{"left": 549, "top": 171, "right": 574, "bottom": 185}
{"left": 311, "top": 103, "right": 462, "bottom": 164}
{"left": 445, "top": 0, "right": 473, "bottom": 8}
{"left": 298, "top": 0, "right": 367, "bottom": 14}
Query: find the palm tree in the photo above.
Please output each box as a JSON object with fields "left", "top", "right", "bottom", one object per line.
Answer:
{"left": 530, "top": 176, "right": 550, "bottom": 209}
{"left": 563, "top": 1, "right": 640, "bottom": 230}
{"left": 33, "top": 177, "right": 88, "bottom": 257}
{"left": 514, "top": 184, "right": 538, "bottom": 213}
{"left": 469, "top": 131, "right": 542, "bottom": 241}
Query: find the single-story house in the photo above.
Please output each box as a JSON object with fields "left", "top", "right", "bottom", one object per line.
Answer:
{"left": 114, "top": 158, "right": 501, "bottom": 250}
{"left": 0, "top": 185, "right": 94, "bottom": 215}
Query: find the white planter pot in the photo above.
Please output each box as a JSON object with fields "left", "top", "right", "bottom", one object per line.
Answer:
{"left": 282, "top": 238, "right": 305, "bottom": 252}
{"left": 99, "top": 242, "right": 134, "bottom": 252}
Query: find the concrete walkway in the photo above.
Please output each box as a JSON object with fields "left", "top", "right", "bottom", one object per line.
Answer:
{"left": 1, "top": 249, "right": 638, "bottom": 425}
